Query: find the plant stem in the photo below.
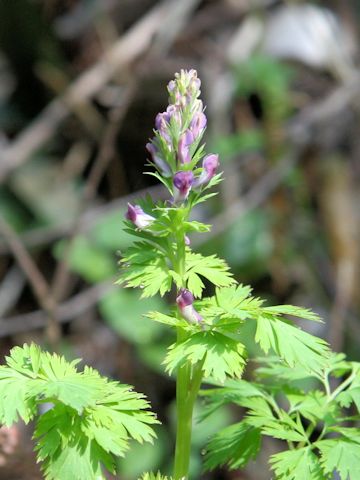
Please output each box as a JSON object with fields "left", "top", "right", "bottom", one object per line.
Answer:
{"left": 174, "top": 356, "right": 204, "bottom": 479}
{"left": 173, "top": 213, "right": 204, "bottom": 479}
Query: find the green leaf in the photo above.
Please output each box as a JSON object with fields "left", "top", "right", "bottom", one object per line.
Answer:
{"left": 146, "top": 311, "right": 191, "bottom": 330}
{"left": 337, "top": 375, "right": 360, "bottom": 413}
{"left": 185, "top": 251, "right": 234, "bottom": 298}
{"left": 243, "top": 398, "right": 308, "bottom": 443}
{"left": 287, "top": 390, "right": 338, "bottom": 424}
{"left": 255, "top": 357, "right": 316, "bottom": 382}
{"left": 270, "top": 447, "right": 324, "bottom": 480}
{"left": 35, "top": 405, "right": 111, "bottom": 480}
{"left": 317, "top": 437, "right": 360, "bottom": 480}
{"left": 138, "top": 473, "right": 173, "bottom": 480}
{"left": 200, "top": 284, "right": 263, "bottom": 327}
{"left": 199, "top": 379, "right": 266, "bottom": 420}
{"left": 0, "top": 344, "right": 158, "bottom": 480}
{"left": 165, "top": 331, "right": 246, "bottom": 383}
{"left": 118, "top": 242, "right": 172, "bottom": 298}
{"left": 204, "top": 422, "right": 261, "bottom": 470}
{"left": 0, "top": 367, "right": 36, "bottom": 425}
{"left": 262, "top": 305, "right": 322, "bottom": 323}
{"left": 255, "top": 315, "right": 329, "bottom": 373}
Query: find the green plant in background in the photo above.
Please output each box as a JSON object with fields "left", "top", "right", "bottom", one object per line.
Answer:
{"left": 235, "top": 54, "right": 292, "bottom": 162}
{"left": 0, "top": 70, "right": 358, "bottom": 480}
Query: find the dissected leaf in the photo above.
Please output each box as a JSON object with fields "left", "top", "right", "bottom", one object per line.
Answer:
{"left": 204, "top": 422, "right": 261, "bottom": 470}
{"left": 185, "top": 251, "right": 234, "bottom": 298}
{"left": 255, "top": 315, "right": 330, "bottom": 373}
{"left": 270, "top": 446, "right": 324, "bottom": 480}
{"left": 165, "top": 332, "right": 246, "bottom": 383}
{"left": 0, "top": 344, "right": 158, "bottom": 480}
{"left": 118, "top": 242, "right": 172, "bottom": 298}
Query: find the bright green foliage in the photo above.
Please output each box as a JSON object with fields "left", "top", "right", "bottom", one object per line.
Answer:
{"left": 317, "top": 438, "right": 360, "bottom": 480}
{"left": 197, "top": 285, "right": 329, "bottom": 372}
{"left": 165, "top": 332, "right": 246, "bottom": 383}
{"left": 0, "top": 344, "right": 158, "bottom": 480}
{"left": 204, "top": 422, "right": 261, "bottom": 470}
{"left": 184, "top": 251, "right": 234, "bottom": 298}
{"left": 118, "top": 242, "right": 173, "bottom": 298}
{"left": 254, "top": 315, "right": 329, "bottom": 373}
{"left": 139, "top": 473, "right": 173, "bottom": 480}
{"left": 270, "top": 447, "right": 324, "bottom": 480}
{"left": 202, "top": 356, "right": 360, "bottom": 479}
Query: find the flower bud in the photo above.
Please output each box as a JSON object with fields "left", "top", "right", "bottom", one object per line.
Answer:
{"left": 125, "top": 203, "right": 155, "bottom": 229}
{"left": 177, "top": 130, "right": 194, "bottom": 164}
{"left": 146, "top": 142, "right": 172, "bottom": 177}
{"left": 166, "top": 105, "right": 182, "bottom": 126}
{"left": 176, "top": 289, "right": 203, "bottom": 324}
{"left": 155, "top": 112, "right": 171, "bottom": 143}
{"left": 173, "top": 171, "right": 194, "bottom": 203}
{"left": 190, "top": 112, "right": 207, "bottom": 139}
{"left": 193, "top": 154, "right": 219, "bottom": 189}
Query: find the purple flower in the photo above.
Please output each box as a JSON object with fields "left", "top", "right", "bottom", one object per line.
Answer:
{"left": 177, "top": 130, "right": 194, "bottom": 164}
{"left": 176, "top": 289, "right": 203, "bottom": 324}
{"left": 167, "top": 80, "right": 176, "bottom": 93}
{"left": 166, "top": 105, "right": 182, "bottom": 126}
{"left": 155, "top": 113, "right": 171, "bottom": 143}
{"left": 146, "top": 142, "right": 172, "bottom": 177}
{"left": 173, "top": 171, "right": 194, "bottom": 203}
{"left": 193, "top": 154, "right": 219, "bottom": 189}
{"left": 125, "top": 203, "right": 155, "bottom": 229}
{"left": 190, "top": 112, "right": 207, "bottom": 139}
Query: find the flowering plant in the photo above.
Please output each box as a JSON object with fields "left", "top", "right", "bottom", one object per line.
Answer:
{"left": 0, "top": 70, "right": 359, "bottom": 480}
{"left": 120, "top": 70, "right": 360, "bottom": 480}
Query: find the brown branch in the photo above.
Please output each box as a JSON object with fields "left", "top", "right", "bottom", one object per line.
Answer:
{"left": 0, "top": 280, "right": 115, "bottom": 337}
{"left": 50, "top": 86, "right": 136, "bottom": 305}
{"left": 0, "top": 214, "right": 58, "bottom": 344}
{"left": 0, "top": 184, "right": 166, "bottom": 255}
{"left": 0, "top": 0, "right": 172, "bottom": 183}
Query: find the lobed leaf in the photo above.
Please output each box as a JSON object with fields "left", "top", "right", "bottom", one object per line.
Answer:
{"left": 270, "top": 447, "right": 325, "bottom": 480}
{"left": 255, "top": 315, "right": 330, "bottom": 374}
{"left": 165, "top": 331, "right": 246, "bottom": 383}
{"left": 317, "top": 437, "right": 360, "bottom": 480}
{"left": 204, "top": 422, "right": 261, "bottom": 471}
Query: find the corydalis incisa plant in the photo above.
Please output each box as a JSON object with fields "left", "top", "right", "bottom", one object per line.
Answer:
{"left": 119, "top": 69, "right": 331, "bottom": 480}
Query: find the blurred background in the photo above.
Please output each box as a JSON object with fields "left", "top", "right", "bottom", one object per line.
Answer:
{"left": 0, "top": 0, "right": 359, "bottom": 478}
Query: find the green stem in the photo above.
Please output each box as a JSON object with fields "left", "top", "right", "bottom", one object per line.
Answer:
{"left": 327, "top": 370, "right": 356, "bottom": 403}
{"left": 174, "top": 357, "right": 204, "bottom": 480}
{"left": 173, "top": 212, "right": 204, "bottom": 479}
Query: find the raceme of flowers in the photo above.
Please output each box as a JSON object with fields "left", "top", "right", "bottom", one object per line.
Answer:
{"left": 125, "top": 69, "right": 217, "bottom": 325}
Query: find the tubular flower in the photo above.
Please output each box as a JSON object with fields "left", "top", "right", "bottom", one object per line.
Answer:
{"left": 177, "top": 130, "right": 194, "bottom": 164}
{"left": 176, "top": 289, "right": 203, "bottom": 324}
{"left": 146, "top": 142, "right": 172, "bottom": 177}
{"left": 146, "top": 69, "right": 216, "bottom": 196}
{"left": 125, "top": 203, "right": 155, "bottom": 229}
{"left": 173, "top": 171, "right": 194, "bottom": 203}
{"left": 193, "top": 154, "right": 219, "bottom": 189}
{"left": 190, "top": 112, "right": 207, "bottom": 140}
